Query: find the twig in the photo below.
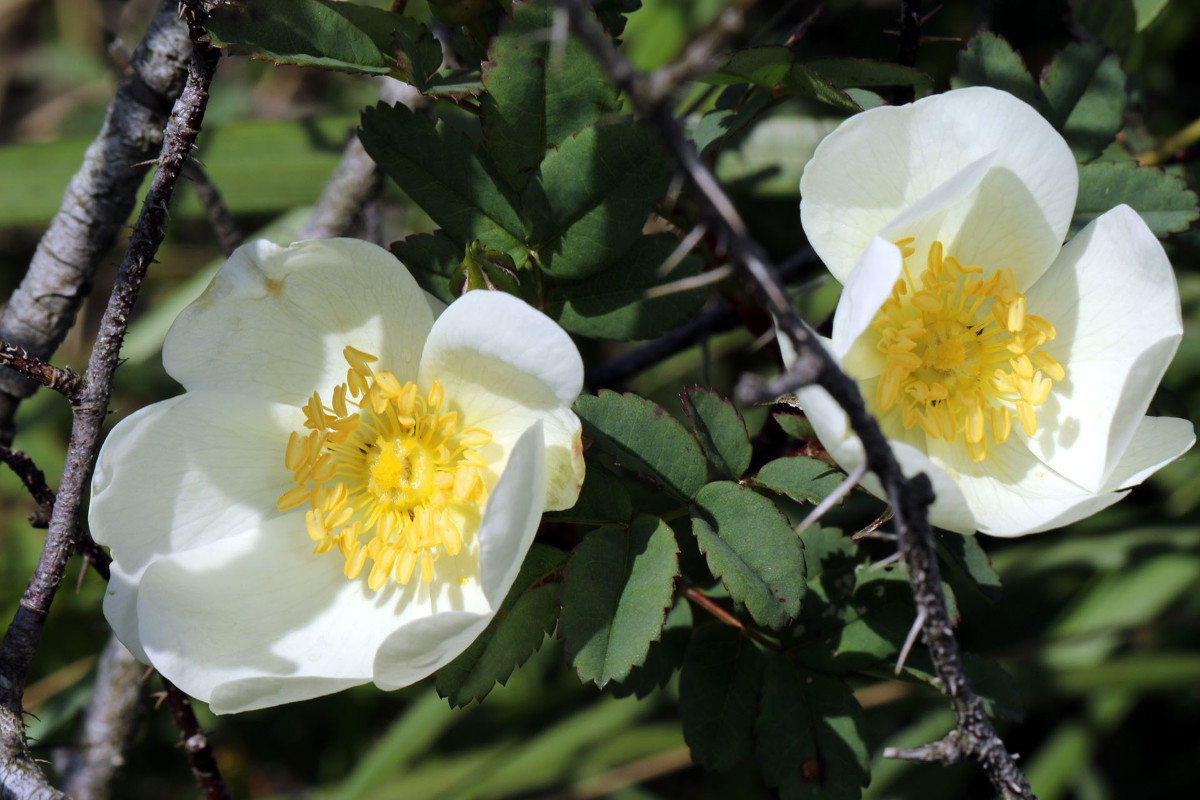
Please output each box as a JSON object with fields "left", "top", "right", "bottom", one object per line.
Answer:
{"left": 0, "top": 0, "right": 194, "bottom": 444}
{"left": 794, "top": 460, "right": 866, "bottom": 536}
{"left": 59, "top": 636, "right": 146, "bottom": 800}
{"left": 182, "top": 159, "right": 243, "bottom": 256}
{"left": 557, "top": 3, "right": 1035, "bottom": 798}
{"left": 682, "top": 585, "right": 783, "bottom": 653}
{"left": 162, "top": 679, "right": 230, "bottom": 800}
{"left": 297, "top": 79, "right": 412, "bottom": 242}
{"left": 894, "top": 0, "right": 923, "bottom": 104}
{"left": 0, "top": 341, "right": 85, "bottom": 400}
{"left": 0, "top": 3, "right": 219, "bottom": 797}
{"left": 0, "top": 446, "right": 55, "bottom": 527}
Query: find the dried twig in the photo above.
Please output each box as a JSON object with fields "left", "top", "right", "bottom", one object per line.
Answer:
{"left": 59, "top": 637, "right": 147, "bottom": 800}
{"left": 297, "top": 79, "right": 412, "bottom": 242}
{"left": 894, "top": 0, "right": 923, "bottom": 104}
{"left": 162, "top": 678, "right": 230, "bottom": 800}
{"left": 0, "top": 2, "right": 220, "bottom": 796}
{"left": 182, "top": 159, "right": 243, "bottom": 256}
{"left": 0, "top": 446, "right": 55, "bottom": 527}
{"left": 556, "top": 3, "right": 1035, "bottom": 798}
{"left": 0, "top": 341, "right": 85, "bottom": 400}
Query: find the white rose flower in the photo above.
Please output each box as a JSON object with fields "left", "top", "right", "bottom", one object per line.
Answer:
{"left": 791, "top": 86, "right": 1194, "bottom": 536}
{"left": 90, "top": 238, "right": 584, "bottom": 713}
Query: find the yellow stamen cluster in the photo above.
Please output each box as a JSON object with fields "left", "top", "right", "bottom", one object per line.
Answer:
{"left": 277, "top": 346, "right": 492, "bottom": 590}
{"left": 871, "top": 239, "right": 1064, "bottom": 463}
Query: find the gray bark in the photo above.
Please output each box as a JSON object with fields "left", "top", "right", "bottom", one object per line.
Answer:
{"left": 0, "top": 0, "right": 192, "bottom": 442}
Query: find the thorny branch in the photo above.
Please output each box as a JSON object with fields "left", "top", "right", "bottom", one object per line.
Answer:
{"left": 162, "top": 679, "right": 231, "bottom": 800}
{"left": 0, "top": 342, "right": 85, "bottom": 399}
{"left": 0, "top": 1, "right": 224, "bottom": 797}
{"left": 556, "top": 2, "right": 1036, "bottom": 798}
{"left": 0, "top": 0, "right": 194, "bottom": 445}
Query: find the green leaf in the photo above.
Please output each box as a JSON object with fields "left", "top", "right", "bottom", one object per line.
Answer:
{"left": 523, "top": 122, "right": 669, "bottom": 279}
{"left": 692, "top": 90, "right": 771, "bottom": 157}
{"left": 436, "top": 545, "right": 565, "bottom": 707}
{"left": 681, "top": 387, "right": 753, "bottom": 479}
{"left": 1075, "top": 0, "right": 1138, "bottom": 55}
{"left": 359, "top": 103, "right": 526, "bottom": 258}
{"left": 390, "top": 231, "right": 463, "bottom": 305}
{"left": 574, "top": 391, "right": 709, "bottom": 499}
{"left": 678, "top": 625, "right": 765, "bottom": 770}
{"left": 546, "top": 234, "right": 706, "bottom": 340}
{"left": 934, "top": 530, "right": 1002, "bottom": 602}
{"left": 692, "top": 482, "right": 806, "bottom": 630}
{"left": 951, "top": 32, "right": 1041, "bottom": 109}
{"left": 775, "top": 412, "right": 816, "bottom": 442}
{"left": 753, "top": 456, "right": 844, "bottom": 505}
{"left": 1133, "top": 0, "right": 1170, "bottom": 29}
{"left": 482, "top": 0, "right": 620, "bottom": 192}
{"left": 1074, "top": 161, "right": 1200, "bottom": 237}
{"left": 1040, "top": 43, "right": 1126, "bottom": 161}
{"left": 560, "top": 517, "right": 680, "bottom": 687}
{"left": 609, "top": 595, "right": 692, "bottom": 698}
{"left": 591, "top": 0, "right": 642, "bottom": 39}
{"left": 705, "top": 47, "right": 862, "bottom": 113}
{"left": 714, "top": 113, "right": 840, "bottom": 198}
{"left": 544, "top": 464, "right": 633, "bottom": 525}
{"left": 806, "top": 58, "right": 933, "bottom": 93}
{"left": 756, "top": 654, "right": 870, "bottom": 799}
{"left": 205, "top": 0, "right": 440, "bottom": 82}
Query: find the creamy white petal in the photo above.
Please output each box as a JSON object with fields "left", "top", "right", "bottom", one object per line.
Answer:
{"left": 926, "top": 437, "right": 1125, "bottom": 537}
{"left": 1024, "top": 205, "right": 1184, "bottom": 492}
{"left": 1100, "top": 416, "right": 1196, "bottom": 493}
{"left": 135, "top": 511, "right": 493, "bottom": 714}
{"left": 101, "top": 561, "right": 150, "bottom": 664}
{"left": 789, "top": 380, "right": 977, "bottom": 534}
{"left": 419, "top": 291, "right": 584, "bottom": 511}
{"left": 801, "top": 87, "right": 1076, "bottom": 287}
{"left": 164, "top": 239, "right": 435, "bottom": 404}
{"left": 91, "top": 391, "right": 300, "bottom": 578}
{"left": 833, "top": 237, "right": 903, "bottom": 378}
{"left": 372, "top": 424, "right": 545, "bottom": 689}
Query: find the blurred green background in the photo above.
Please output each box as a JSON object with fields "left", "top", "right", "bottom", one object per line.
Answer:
{"left": 1, "top": 0, "right": 1198, "bottom": 797}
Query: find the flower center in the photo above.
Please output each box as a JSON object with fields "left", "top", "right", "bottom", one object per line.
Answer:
{"left": 869, "top": 239, "right": 1065, "bottom": 463}
{"left": 277, "top": 346, "right": 492, "bottom": 590}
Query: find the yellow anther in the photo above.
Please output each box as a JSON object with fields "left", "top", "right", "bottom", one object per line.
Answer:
{"left": 277, "top": 347, "right": 492, "bottom": 590}
{"left": 375, "top": 370, "right": 404, "bottom": 398}
{"left": 1033, "top": 351, "right": 1065, "bottom": 382}
{"left": 344, "top": 345, "right": 378, "bottom": 375}
{"left": 285, "top": 431, "right": 308, "bottom": 472}
{"left": 871, "top": 239, "right": 1061, "bottom": 458}
{"left": 277, "top": 486, "right": 312, "bottom": 511}
{"left": 332, "top": 384, "right": 349, "bottom": 417}
{"left": 1006, "top": 295, "right": 1026, "bottom": 332}
{"left": 395, "top": 549, "right": 418, "bottom": 585}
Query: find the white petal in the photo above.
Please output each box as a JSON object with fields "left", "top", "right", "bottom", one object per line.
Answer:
{"left": 801, "top": 87, "right": 1076, "bottom": 287}
{"left": 1101, "top": 416, "right": 1195, "bottom": 492}
{"left": 135, "top": 514, "right": 492, "bottom": 714}
{"left": 790, "top": 381, "right": 977, "bottom": 534}
{"left": 419, "top": 291, "right": 584, "bottom": 511}
{"left": 833, "top": 237, "right": 903, "bottom": 378}
{"left": 163, "top": 239, "right": 434, "bottom": 404}
{"left": 477, "top": 423, "right": 546, "bottom": 606}
{"left": 1024, "top": 205, "right": 1183, "bottom": 492}
{"left": 90, "top": 392, "right": 299, "bottom": 579}
{"left": 926, "top": 438, "right": 1125, "bottom": 537}
{"left": 372, "top": 425, "right": 546, "bottom": 689}
{"left": 101, "top": 561, "right": 151, "bottom": 664}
